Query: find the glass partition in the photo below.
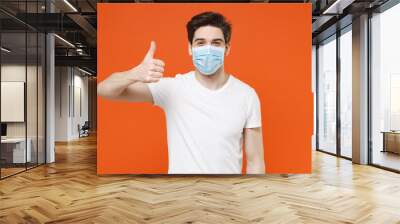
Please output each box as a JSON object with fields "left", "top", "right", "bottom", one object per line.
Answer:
{"left": 1, "top": 30, "right": 28, "bottom": 177}
{"left": 317, "top": 35, "right": 337, "bottom": 154}
{"left": 27, "top": 30, "right": 38, "bottom": 169}
{"left": 38, "top": 32, "right": 45, "bottom": 165}
{"left": 0, "top": 1, "right": 46, "bottom": 179}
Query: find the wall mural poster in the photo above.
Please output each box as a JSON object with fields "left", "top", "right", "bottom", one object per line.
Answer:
{"left": 97, "top": 3, "right": 313, "bottom": 174}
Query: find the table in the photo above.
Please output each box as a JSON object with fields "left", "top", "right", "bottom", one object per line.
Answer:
{"left": 1, "top": 138, "right": 32, "bottom": 164}
{"left": 381, "top": 131, "right": 400, "bottom": 154}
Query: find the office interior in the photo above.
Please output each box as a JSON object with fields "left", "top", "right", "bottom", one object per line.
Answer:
{"left": 0, "top": 0, "right": 97, "bottom": 179}
{"left": 0, "top": 0, "right": 399, "bottom": 222}
{"left": 313, "top": 0, "right": 400, "bottom": 172}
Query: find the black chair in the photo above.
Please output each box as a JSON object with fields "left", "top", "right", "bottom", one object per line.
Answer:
{"left": 79, "top": 121, "right": 90, "bottom": 138}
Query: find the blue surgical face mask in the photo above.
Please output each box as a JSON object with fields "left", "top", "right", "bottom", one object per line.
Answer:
{"left": 191, "top": 45, "right": 225, "bottom": 75}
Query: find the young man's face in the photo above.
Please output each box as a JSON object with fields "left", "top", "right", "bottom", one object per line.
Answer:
{"left": 188, "top": 25, "right": 231, "bottom": 55}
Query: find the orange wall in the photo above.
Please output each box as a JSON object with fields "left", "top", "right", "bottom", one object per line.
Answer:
{"left": 97, "top": 3, "right": 313, "bottom": 174}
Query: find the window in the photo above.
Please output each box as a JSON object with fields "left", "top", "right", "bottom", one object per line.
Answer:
{"left": 317, "top": 35, "right": 337, "bottom": 154}
{"left": 339, "top": 27, "right": 352, "bottom": 158}
{"left": 371, "top": 2, "right": 400, "bottom": 171}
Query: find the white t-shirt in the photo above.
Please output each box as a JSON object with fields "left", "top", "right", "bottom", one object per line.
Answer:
{"left": 147, "top": 71, "right": 261, "bottom": 174}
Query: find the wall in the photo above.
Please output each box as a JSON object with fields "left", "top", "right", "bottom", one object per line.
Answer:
{"left": 55, "top": 66, "right": 69, "bottom": 141}
{"left": 55, "top": 67, "right": 89, "bottom": 141}
{"left": 1, "top": 65, "right": 25, "bottom": 138}
{"left": 1, "top": 64, "right": 41, "bottom": 138}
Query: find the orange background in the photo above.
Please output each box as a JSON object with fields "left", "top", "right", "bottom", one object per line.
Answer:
{"left": 97, "top": 3, "right": 313, "bottom": 174}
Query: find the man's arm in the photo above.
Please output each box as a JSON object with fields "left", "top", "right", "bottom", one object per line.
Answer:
{"left": 244, "top": 127, "right": 265, "bottom": 174}
{"left": 97, "top": 41, "right": 165, "bottom": 103}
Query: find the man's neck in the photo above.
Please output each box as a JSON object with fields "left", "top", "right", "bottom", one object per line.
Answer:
{"left": 194, "top": 68, "right": 229, "bottom": 90}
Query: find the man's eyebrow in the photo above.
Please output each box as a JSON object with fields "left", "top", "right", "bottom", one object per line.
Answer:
{"left": 193, "top": 38, "right": 206, "bottom": 42}
{"left": 193, "top": 38, "right": 224, "bottom": 42}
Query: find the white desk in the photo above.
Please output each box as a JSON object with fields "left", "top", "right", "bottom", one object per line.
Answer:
{"left": 1, "top": 138, "right": 32, "bottom": 163}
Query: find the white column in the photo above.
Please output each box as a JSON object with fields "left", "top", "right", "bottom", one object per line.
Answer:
{"left": 46, "top": 33, "right": 55, "bottom": 163}
{"left": 45, "top": 1, "right": 55, "bottom": 163}
{"left": 352, "top": 14, "right": 369, "bottom": 164}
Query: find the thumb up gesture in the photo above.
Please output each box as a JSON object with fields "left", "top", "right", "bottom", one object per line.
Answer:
{"left": 130, "top": 41, "right": 165, "bottom": 83}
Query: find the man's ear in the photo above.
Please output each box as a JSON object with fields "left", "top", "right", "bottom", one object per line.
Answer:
{"left": 188, "top": 42, "right": 192, "bottom": 56}
{"left": 225, "top": 43, "right": 231, "bottom": 56}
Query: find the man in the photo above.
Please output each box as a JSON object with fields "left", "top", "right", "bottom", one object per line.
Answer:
{"left": 98, "top": 11, "right": 265, "bottom": 174}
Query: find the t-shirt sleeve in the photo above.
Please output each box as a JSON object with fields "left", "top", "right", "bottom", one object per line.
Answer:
{"left": 146, "top": 77, "right": 175, "bottom": 109}
{"left": 245, "top": 88, "right": 262, "bottom": 128}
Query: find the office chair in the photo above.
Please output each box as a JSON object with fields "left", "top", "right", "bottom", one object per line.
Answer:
{"left": 79, "top": 121, "right": 90, "bottom": 138}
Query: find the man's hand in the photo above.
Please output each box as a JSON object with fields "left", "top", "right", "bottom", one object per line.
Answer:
{"left": 97, "top": 41, "right": 165, "bottom": 102}
{"left": 127, "top": 41, "right": 165, "bottom": 83}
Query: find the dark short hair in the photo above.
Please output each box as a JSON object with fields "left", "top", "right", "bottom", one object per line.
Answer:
{"left": 186, "top": 11, "right": 232, "bottom": 44}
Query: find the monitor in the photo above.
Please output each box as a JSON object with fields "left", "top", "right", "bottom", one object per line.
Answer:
{"left": 1, "top": 123, "right": 7, "bottom": 137}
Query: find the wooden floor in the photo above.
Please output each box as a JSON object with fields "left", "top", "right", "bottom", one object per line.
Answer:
{"left": 0, "top": 167, "right": 26, "bottom": 178}
{"left": 1, "top": 134, "right": 400, "bottom": 224}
